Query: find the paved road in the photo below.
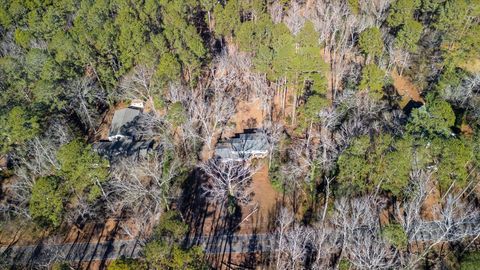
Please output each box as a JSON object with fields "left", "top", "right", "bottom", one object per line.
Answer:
{"left": 191, "top": 233, "right": 271, "bottom": 254}
{"left": 2, "top": 218, "right": 479, "bottom": 267}
{"left": 0, "top": 239, "right": 143, "bottom": 266}
{"left": 0, "top": 234, "right": 271, "bottom": 267}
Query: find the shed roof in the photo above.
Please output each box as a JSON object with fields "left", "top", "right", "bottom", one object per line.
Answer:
{"left": 109, "top": 108, "right": 141, "bottom": 137}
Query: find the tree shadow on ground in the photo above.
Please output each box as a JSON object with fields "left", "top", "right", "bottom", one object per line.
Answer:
{"left": 179, "top": 168, "right": 211, "bottom": 242}
{"left": 180, "top": 168, "right": 260, "bottom": 268}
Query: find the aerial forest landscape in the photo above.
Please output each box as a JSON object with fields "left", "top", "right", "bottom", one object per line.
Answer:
{"left": 1, "top": 0, "right": 480, "bottom": 269}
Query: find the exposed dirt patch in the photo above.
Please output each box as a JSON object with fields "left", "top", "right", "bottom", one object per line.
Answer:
{"left": 421, "top": 180, "right": 442, "bottom": 221}
{"left": 61, "top": 218, "right": 136, "bottom": 244}
{"left": 272, "top": 86, "right": 294, "bottom": 126}
{"left": 0, "top": 155, "right": 8, "bottom": 170}
{"left": 242, "top": 162, "right": 280, "bottom": 234}
{"left": 392, "top": 70, "right": 424, "bottom": 108}
{"left": 81, "top": 260, "right": 102, "bottom": 270}
{"left": 227, "top": 98, "right": 265, "bottom": 136}
{"left": 0, "top": 217, "right": 140, "bottom": 248}
{"left": 0, "top": 220, "right": 49, "bottom": 246}
{"left": 461, "top": 123, "right": 474, "bottom": 136}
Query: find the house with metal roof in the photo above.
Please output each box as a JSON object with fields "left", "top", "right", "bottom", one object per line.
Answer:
{"left": 214, "top": 130, "right": 269, "bottom": 162}
{"left": 108, "top": 108, "right": 141, "bottom": 141}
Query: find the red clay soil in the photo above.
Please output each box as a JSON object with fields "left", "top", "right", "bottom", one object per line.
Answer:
{"left": 392, "top": 70, "right": 424, "bottom": 108}
{"left": 228, "top": 98, "right": 265, "bottom": 135}
{"left": 0, "top": 217, "right": 140, "bottom": 247}
{"left": 242, "top": 163, "right": 280, "bottom": 234}
{"left": 272, "top": 86, "right": 294, "bottom": 125}
{"left": 421, "top": 180, "right": 442, "bottom": 221}
{"left": 61, "top": 218, "right": 138, "bottom": 244}
{"left": 199, "top": 132, "right": 221, "bottom": 162}
{"left": 461, "top": 123, "right": 474, "bottom": 136}
{"left": 0, "top": 155, "right": 7, "bottom": 169}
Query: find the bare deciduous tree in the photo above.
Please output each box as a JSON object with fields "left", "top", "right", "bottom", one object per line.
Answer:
{"left": 273, "top": 208, "right": 311, "bottom": 270}
{"left": 269, "top": 0, "right": 285, "bottom": 24}
{"left": 334, "top": 196, "right": 399, "bottom": 269}
{"left": 330, "top": 91, "right": 404, "bottom": 150}
{"left": 0, "top": 31, "right": 22, "bottom": 58}
{"left": 310, "top": 225, "right": 340, "bottom": 269}
{"left": 272, "top": 207, "right": 339, "bottom": 269}
{"left": 65, "top": 77, "right": 108, "bottom": 133}
{"left": 396, "top": 169, "right": 432, "bottom": 242}
{"left": 261, "top": 120, "right": 284, "bottom": 167}
{"left": 387, "top": 42, "right": 411, "bottom": 74}
{"left": 441, "top": 73, "right": 480, "bottom": 108}
{"left": 1, "top": 121, "right": 71, "bottom": 220}
{"left": 119, "top": 65, "right": 160, "bottom": 111}
{"left": 358, "top": 0, "right": 393, "bottom": 26}
{"left": 187, "top": 87, "right": 236, "bottom": 150}
{"left": 307, "top": 1, "right": 361, "bottom": 97}
{"left": 284, "top": 1, "right": 306, "bottom": 35}
{"left": 199, "top": 159, "right": 257, "bottom": 206}
{"left": 106, "top": 150, "right": 180, "bottom": 237}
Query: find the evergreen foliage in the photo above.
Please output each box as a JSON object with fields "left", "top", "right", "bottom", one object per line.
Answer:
{"left": 57, "top": 139, "right": 109, "bottom": 202}
{"left": 359, "top": 27, "right": 384, "bottom": 58}
{"left": 407, "top": 96, "right": 455, "bottom": 138}
{"left": 1, "top": 0, "right": 480, "bottom": 268}
{"left": 359, "top": 64, "right": 387, "bottom": 99}
{"left": 382, "top": 223, "right": 408, "bottom": 249}
{"left": 29, "top": 176, "right": 64, "bottom": 227}
{"left": 144, "top": 211, "right": 207, "bottom": 270}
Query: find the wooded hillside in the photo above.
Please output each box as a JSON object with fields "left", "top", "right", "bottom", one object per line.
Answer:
{"left": 1, "top": 0, "right": 480, "bottom": 269}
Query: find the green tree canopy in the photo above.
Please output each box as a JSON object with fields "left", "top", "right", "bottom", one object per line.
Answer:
{"left": 155, "top": 53, "right": 181, "bottom": 84}
{"left": 431, "top": 137, "right": 473, "bottom": 191}
{"left": 337, "top": 134, "right": 413, "bottom": 196}
{"left": 434, "top": 0, "right": 480, "bottom": 67}
{"left": 359, "top": 64, "right": 387, "bottom": 100}
{"left": 213, "top": 0, "right": 240, "bottom": 38}
{"left": 29, "top": 176, "right": 64, "bottom": 228}
{"left": 144, "top": 211, "right": 207, "bottom": 270}
{"left": 166, "top": 102, "right": 187, "bottom": 128}
{"left": 406, "top": 96, "right": 455, "bottom": 138}
{"left": 108, "top": 258, "right": 145, "bottom": 270}
{"left": 359, "top": 27, "right": 384, "bottom": 59}
{"left": 382, "top": 223, "right": 408, "bottom": 249}
{"left": 460, "top": 251, "right": 480, "bottom": 270}
{"left": 0, "top": 107, "right": 40, "bottom": 154}
{"left": 296, "top": 95, "right": 329, "bottom": 133}
{"left": 388, "top": 0, "right": 421, "bottom": 28}
{"left": 395, "top": 19, "right": 423, "bottom": 52}
{"left": 57, "top": 139, "right": 109, "bottom": 202}
{"left": 375, "top": 136, "right": 413, "bottom": 196}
